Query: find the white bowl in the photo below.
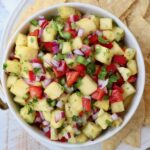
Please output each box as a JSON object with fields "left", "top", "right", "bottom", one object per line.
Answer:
{"left": 1, "top": 2, "right": 145, "bottom": 148}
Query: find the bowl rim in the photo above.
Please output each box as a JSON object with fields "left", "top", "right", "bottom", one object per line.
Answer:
{"left": 1, "top": 2, "right": 145, "bottom": 148}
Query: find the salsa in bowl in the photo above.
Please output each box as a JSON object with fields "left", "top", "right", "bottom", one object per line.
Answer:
{"left": 2, "top": 3, "right": 144, "bottom": 147}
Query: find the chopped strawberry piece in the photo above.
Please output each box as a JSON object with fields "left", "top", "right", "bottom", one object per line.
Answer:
{"left": 40, "top": 20, "right": 49, "bottom": 28}
{"left": 128, "top": 75, "right": 137, "bottom": 83}
{"left": 28, "top": 71, "right": 36, "bottom": 81}
{"left": 100, "top": 42, "right": 113, "bottom": 49}
{"left": 106, "top": 64, "right": 117, "bottom": 73}
{"left": 29, "top": 86, "right": 43, "bottom": 99}
{"left": 82, "top": 97, "right": 91, "bottom": 112}
{"left": 88, "top": 34, "right": 98, "bottom": 44}
{"left": 69, "top": 29, "right": 77, "bottom": 38}
{"left": 92, "top": 88, "right": 105, "bottom": 101}
{"left": 75, "top": 64, "right": 86, "bottom": 77}
{"left": 113, "top": 55, "right": 127, "bottom": 66}
{"left": 45, "top": 130, "right": 51, "bottom": 138}
{"left": 29, "top": 29, "right": 39, "bottom": 36}
{"left": 31, "top": 58, "right": 42, "bottom": 64}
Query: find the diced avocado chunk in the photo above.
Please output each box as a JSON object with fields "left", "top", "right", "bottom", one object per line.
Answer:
{"left": 65, "top": 103, "right": 73, "bottom": 118}
{"left": 43, "top": 111, "right": 51, "bottom": 122}
{"left": 27, "top": 36, "right": 39, "bottom": 49}
{"left": 78, "top": 75, "right": 97, "bottom": 96}
{"left": 113, "top": 27, "right": 124, "bottom": 42}
{"left": 111, "top": 42, "right": 124, "bottom": 55}
{"left": 6, "top": 75, "right": 18, "bottom": 88}
{"left": 15, "top": 33, "right": 27, "bottom": 46}
{"left": 5, "top": 60, "right": 21, "bottom": 75}
{"left": 96, "top": 111, "right": 112, "bottom": 129}
{"left": 83, "top": 122, "right": 102, "bottom": 139}
{"left": 15, "top": 46, "right": 38, "bottom": 61}
{"left": 127, "top": 60, "right": 137, "bottom": 75}
{"left": 33, "top": 99, "right": 52, "bottom": 111}
{"left": 43, "top": 53, "right": 53, "bottom": 68}
{"left": 14, "top": 96, "right": 27, "bottom": 106}
{"left": 62, "top": 42, "right": 72, "bottom": 54}
{"left": 20, "top": 105, "right": 36, "bottom": 124}
{"left": 94, "top": 100, "right": 109, "bottom": 111}
{"left": 50, "top": 110, "right": 65, "bottom": 128}
{"left": 68, "top": 93, "right": 82, "bottom": 116}
{"left": 95, "top": 45, "right": 113, "bottom": 65}
{"left": 100, "top": 18, "right": 113, "bottom": 30}
{"left": 10, "top": 79, "right": 29, "bottom": 97}
{"left": 118, "top": 67, "right": 131, "bottom": 81}
{"left": 124, "top": 48, "right": 136, "bottom": 60}
{"left": 111, "top": 101, "right": 125, "bottom": 113}
{"left": 72, "top": 37, "right": 83, "bottom": 50}
{"left": 102, "top": 30, "right": 115, "bottom": 41}
{"left": 58, "top": 6, "right": 76, "bottom": 19}
{"left": 44, "top": 82, "right": 64, "bottom": 100}
{"left": 112, "top": 118, "right": 123, "bottom": 127}
{"left": 21, "top": 61, "right": 33, "bottom": 78}
{"left": 76, "top": 134, "right": 88, "bottom": 143}
{"left": 42, "top": 24, "right": 57, "bottom": 42}
{"left": 76, "top": 18, "right": 97, "bottom": 36}
{"left": 122, "top": 82, "right": 136, "bottom": 99}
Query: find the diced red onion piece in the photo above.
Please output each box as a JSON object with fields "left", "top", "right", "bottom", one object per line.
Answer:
{"left": 56, "top": 101, "right": 63, "bottom": 108}
{"left": 39, "top": 15, "right": 45, "bottom": 20}
{"left": 64, "top": 132, "right": 71, "bottom": 139}
{"left": 39, "top": 19, "right": 45, "bottom": 26}
{"left": 51, "top": 59, "right": 59, "bottom": 68}
{"left": 66, "top": 53, "right": 73, "bottom": 58}
{"left": 52, "top": 46, "right": 59, "bottom": 54}
{"left": 78, "top": 29, "right": 84, "bottom": 37}
{"left": 38, "top": 28, "right": 44, "bottom": 38}
{"left": 55, "top": 111, "right": 65, "bottom": 123}
{"left": 32, "top": 62, "right": 42, "bottom": 69}
{"left": 70, "top": 15, "right": 74, "bottom": 22}
{"left": 111, "top": 113, "right": 119, "bottom": 121}
{"left": 43, "top": 120, "right": 50, "bottom": 126}
{"left": 43, "top": 126, "right": 50, "bottom": 133}
{"left": 92, "top": 112, "right": 98, "bottom": 120}
{"left": 98, "top": 79, "right": 109, "bottom": 89}
{"left": 96, "top": 30, "right": 102, "bottom": 36}
{"left": 35, "top": 117, "right": 42, "bottom": 123}
{"left": 74, "top": 49, "right": 84, "bottom": 56}
{"left": 103, "top": 87, "right": 108, "bottom": 94}
{"left": 64, "top": 84, "right": 74, "bottom": 93}
{"left": 57, "top": 62, "right": 65, "bottom": 71}
{"left": 39, "top": 112, "right": 44, "bottom": 120}
{"left": 42, "top": 78, "right": 52, "bottom": 88}
{"left": 24, "top": 78, "right": 36, "bottom": 86}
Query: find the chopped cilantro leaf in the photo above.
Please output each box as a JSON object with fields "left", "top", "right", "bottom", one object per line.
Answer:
{"left": 30, "top": 37, "right": 34, "bottom": 43}
{"left": 107, "top": 75, "right": 118, "bottom": 88}
{"left": 105, "top": 119, "right": 112, "bottom": 126}
{"left": 98, "top": 35, "right": 109, "bottom": 44}
{"left": 30, "top": 19, "right": 38, "bottom": 26}
{"left": 28, "top": 107, "right": 33, "bottom": 114}
{"left": 86, "top": 63, "right": 96, "bottom": 76}
{"left": 74, "top": 78, "right": 82, "bottom": 88}
{"left": 98, "top": 67, "right": 107, "bottom": 80}
{"left": 33, "top": 68, "right": 41, "bottom": 74}
{"left": 47, "top": 98, "right": 56, "bottom": 107}
{"left": 3, "top": 63, "right": 7, "bottom": 70}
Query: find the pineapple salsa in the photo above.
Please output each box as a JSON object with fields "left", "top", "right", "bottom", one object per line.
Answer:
{"left": 3, "top": 6, "right": 137, "bottom": 143}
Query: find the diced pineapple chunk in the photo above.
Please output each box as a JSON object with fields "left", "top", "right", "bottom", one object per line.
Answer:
{"left": 96, "top": 111, "right": 112, "bottom": 129}
{"left": 113, "top": 27, "right": 124, "bottom": 41}
{"left": 42, "top": 26, "right": 57, "bottom": 42}
{"left": 95, "top": 45, "right": 113, "bottom": 65}
{"left": 100, "top": 18, "right": 113, "bottom": 30}
{"left": 10, "top": 79, "right": 29, "bottom": 97}
{"left": 65, "top": 103, "right": 73, "bottom": 118}
{"left": 83, "top": 122, "right": 102, "bottom": 139}
{"left": 44, "top": 82, "right": 64, "bottom": 100}
{"left": 76, "top": 134, "right": 88, "bottom": 143}
{"left": 122, "top": 82, "right": 136, "bottom": 98}
{"left": 72, "top": 37, "right": 83, "bottom": 49}
{"left": 111, "top": 101, "right": 125, "bottom": 113}
{"left": 51, "top": 110, "right": 65, "bottom": 128}
{"left": 102, "top": 30, "right": 115, "bottom": 41}
{"left": 58, "top": 6, "right": 76, "bottom": 19}
{"left": 78, "top": 75, "right": 97, "bottom": 96}
{"left": 7, "top": 75, "right": 18, "bottom": 88}
{"left": 90, "top": 15, "right": 100, "bottom": 28}
{"left": 43, "top": 111, "right": 51, "bottom": 122}
{"left": 51, "top": 127, "right": 58, "bottom": 140}
{"left": 14, "top": 96, "right": 27, "bottom": 106}
{"left": 15, "top": 46, "right": 38, "bottom": 61}
{"left": 68, "top": 93, "right": 82, "bottom": 116}
{"left": 111, "top": 42, "right": 124, "bottom": 55}
{"left": 5, "top": 60, "right": 21, "bottom": 74}
{"left": 21, "top": 61, "right": 33, "bottom": 78}
{"left": 64, "top": 57, "right": 76, "bottom": 65}
{"left": 27, "top": 36, "right": 39, "bottom": 49}
{"left": 15, "top": 33, "right": 27, "bottom": 46}
{"left": 20, "top": 105, "right": 36, "bottom": 124}
{"left": 76, "top": 18, "right": 97, "bottom": 36}
{"left": 118, "top": 67, "right": 131, "bottom": 81}
{"left": 94, "top": 100, "right": 109, "bottom": 111}
{"left": 112, "top": 118, "right": 123, "bottom": 127}
{"left": 43, "top": 53, "right": 53, "bottom": 68}
{"left": 124, "top": 48, "right": 136, "bottom": 60}
{"left": 62, "top": 42, "right": 72, "bottom": 54}
{"left": 33, "top": 99, "right": 51, "bottom": 111}
{"left": 127, "top": 60, "right": 137, "bottom": 75}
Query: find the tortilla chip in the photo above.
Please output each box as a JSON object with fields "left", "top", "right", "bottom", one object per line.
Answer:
{"left": 98, "top": 0, "right": 136, "bottom": 18}
{"left": 145, "top": 4, "right": 150, "bottom": 24}
{"left": 67, "top": 0, "right": 99, "bottom": 5}
{"left": 124, "top": 127, "right": 141, "bottom": 147}
{"left": 102, "top": 99, "right": 145, "bottom": 150}
{"left": 127, "top": 0, "right": 149, "bottom": 22}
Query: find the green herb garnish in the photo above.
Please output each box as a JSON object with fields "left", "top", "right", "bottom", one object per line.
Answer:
{"left": 30, "top": 19, "right": 38, "bottom": 26}
{"left": 107, "top": 75, "right": 118, "bottom": 88}
{"left": 98, "top": 35, "right": 109, "bottom": 44}
{"left": 62, "top": 32, "right": 71, "bottom": 40}
{"left": 30, "top": 37, "right": 34, "bottom": 43}
{"left": 60, "top": 78, "right": 65, "bottom": 85}
{"left": 105, "top": 119, "right": 112, "bottom": 126}
{"left": 83, "top": 38, "right": 89, "bottom": 45}
{"left": 74, "top": 78, "right": 82, "bottom": 88}
{"left": 98, "top": 67, "right": 107, "bottom": 80}
{"left": 3, "top": 63, "right": 7, "bottom": 70}
{"left": 86, "top": 63, "right": 96, "bottom": 76}
{"left": 47, "top": 98, "right": 56, "bottom": 107}
{"left": 33, "top": 68, "right": 41, "bottom": 74}
{"left": 28, "top": 107, "right": 33, "bottom": 114}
